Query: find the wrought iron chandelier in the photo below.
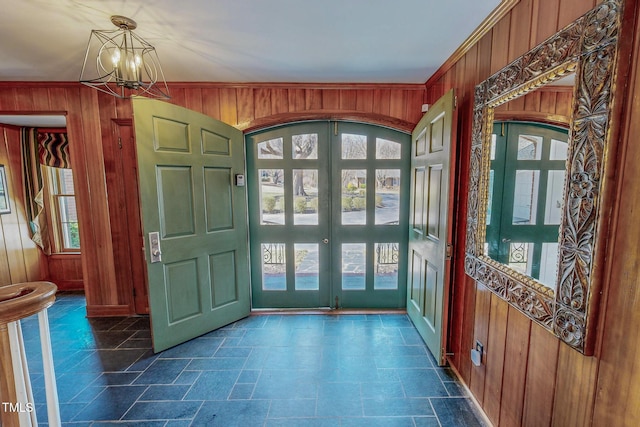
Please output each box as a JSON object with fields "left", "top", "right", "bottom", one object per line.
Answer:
{"left": 79, "top": 15, "right": 170, "bottom": 99}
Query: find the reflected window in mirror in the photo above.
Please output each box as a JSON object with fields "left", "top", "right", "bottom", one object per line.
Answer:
{"left": 485, "top": 122, "right": 568, "bottom": 290}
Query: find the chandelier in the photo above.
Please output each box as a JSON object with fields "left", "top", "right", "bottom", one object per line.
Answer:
{"left": 79, "top": 15, "right": 170, "bottom": 99}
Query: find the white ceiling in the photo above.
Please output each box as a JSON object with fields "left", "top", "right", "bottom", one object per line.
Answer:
{"left": 0, "top": 0, "right": 500, "bottom": 84}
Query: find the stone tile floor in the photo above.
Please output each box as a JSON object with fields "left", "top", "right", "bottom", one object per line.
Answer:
{"left": 18, "top": 292, "right": 487, "bottom": 426}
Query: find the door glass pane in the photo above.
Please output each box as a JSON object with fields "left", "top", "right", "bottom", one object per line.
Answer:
{"left": 517, "top": 135, "right": 543, "bottom": 160}
{"left": 544, "top": 170, "right": 566, "bottom": 225}
{"left": 374, "top": 243, "right": 398, "bottom": 289}
{"left": 513, "top": 170, "right": 540, "bottom": 225}
{"left": 375, "top": 169, "right": 400, "bottom": 225}
{"left": 342, "top": 134, "right": 367, "bottom": 159}
{"left": 376, "top": 138, "right": 401, "bottom": 159}
{"left": 508, "top": 242, "right": 533, "bottom": 276}
{"left": 257, "top": 138, "right": 284, "bottom": 159}
{"left": 487, "top": 170, "right": 494, "bottom": 225}
{"left": 259, "top": 169, "right": 285, "bottom": 225}
{"left": 262, "top": 243, "right": 286, "bottom": 290}
{"left": 293, "top": 169, "right": 318, "bottom": 225}
{"left": 342, "top": 243, "right": 365, "bottom": 290}
{"left": 341, "top": 169, "right": 366, "bottom": 225}
{"left": 292, "top": 134, "right": 318, "bottom": 159}
{"left": 539, "top": 242, "right": 559, "bottom": 290}
{"left": 549, "top": 139, "right": 568, "bottom": 160}
{"left": 490, "top": 134, "right": 497, "bottom": 160}
{"left": 295, "top": 244, "right": 319, "bottom": 290}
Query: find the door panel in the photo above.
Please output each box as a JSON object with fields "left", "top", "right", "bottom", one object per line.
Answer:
{"left": 407, "top": 89, "right": 455, "bottom": 365}
{"left": 133, "top": 98, "right": 250, "bottom": 353}
{"left": 247, "top": 121, "right": 409, "bottom": 309}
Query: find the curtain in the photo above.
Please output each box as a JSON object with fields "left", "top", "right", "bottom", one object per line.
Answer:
{"left": 21, "top": 128, "right": 71, "bottom": 254}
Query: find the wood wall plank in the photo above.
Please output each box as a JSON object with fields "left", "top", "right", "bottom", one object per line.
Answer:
{"left": 522, "top": 323, "right": 559, "bottom": 427}
{"left": 469, "top": 283, "right": 492, "bottom": 403}
{"left": 499, "top": 308, "right": 532, "bottom": 427}
{"left": 551, "top": 344, "right": 598, "bottom": 427}
{"left": 483, "top": 293, "right": 509, "bottom": 426}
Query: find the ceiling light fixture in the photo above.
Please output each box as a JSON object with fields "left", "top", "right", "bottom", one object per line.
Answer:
{"left": 79, "top": 15, "right": 170, "bottom": 99}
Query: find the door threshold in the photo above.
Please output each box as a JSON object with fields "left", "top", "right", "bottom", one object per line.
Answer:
{"left": 251, "top": 308, "right": 407, "bottom": 315}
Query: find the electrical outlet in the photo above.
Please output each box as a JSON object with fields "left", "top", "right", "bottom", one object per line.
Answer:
{"left": 471, "top": 340, "right": 484, "bottom": 366}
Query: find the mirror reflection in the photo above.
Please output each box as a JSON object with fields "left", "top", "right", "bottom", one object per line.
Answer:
{"left": 485, "top": 121, "right": 568, "bottom": 289}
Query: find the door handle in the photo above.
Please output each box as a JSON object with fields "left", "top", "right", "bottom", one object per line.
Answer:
{"left": 149, "top": 232, "right": 162, "bottom": 263}
{"left": 322, "top": 238, "right": 329, "bottom": 244}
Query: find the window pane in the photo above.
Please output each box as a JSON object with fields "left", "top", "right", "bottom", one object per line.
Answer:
{"left": 375, "top": 169, "right": 400, "bottom": 225}
{"left": 59, "top": 195, "right": 80, "bottom": 249}
{"left": 295, "top": 244, "right": 319, "bottom": 290}
{"left": 292, "top": 134, "right": 318, "bottom": 159}
{"left": 341, "top": 134, "right": 367, "bottom": 159}
{"left": 58, "top": 168, "right": 75, "bottom": 194}
{"left": 342, "top": 243, "right": 365, "bottom": 290}
{"left": 549, "top": 139, "right": 568, "bottom": 160}
{"left": 293, "top": 169, "right": 318, "bottom": 225}
{"left": 513, "top": 170, "right": 540, "bottom": 225}
{"left": 517, "top": 135, "right": 543, "bottom": 160}
{"left": 487, "top": 170, "right": 494, "bottom": 225}
{"left": 262, "top": 243, "right": 286, "bottom": 290}
{"left": 341, "top": 169, "right": 366, "bottom": 225}
{"left": 508, "top": 242, "right": 533, "bottom": 276}
{"left": 539, "top": 243, "right": 559, "bottom": 290}
{"left": 259, "top": 169, "right": 285, "bottom": 225}
{"left": 490, "top": 134, "right": 497, "bottom": 160}
{"left": 544, "top": 170, "right": 566, "bottom": 225}
{"left": 257, "top": 138, "right": 283, "bottom": 159}
{"left": 376, "top": 138, "right": 401, "bottom": 159}
{"left": 374, "top": 243, "right": 398, "bottom": 289}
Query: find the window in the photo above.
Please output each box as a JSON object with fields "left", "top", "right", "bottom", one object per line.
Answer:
{"left": 45, "top": 166, "right": 80, "bottom": 251}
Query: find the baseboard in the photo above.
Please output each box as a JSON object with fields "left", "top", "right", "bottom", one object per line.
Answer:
{"left": 53, "top": 280, "right": 84, "bottom": 291}
{"left": 86, "top": 304, "right": 132, "bottom": 317}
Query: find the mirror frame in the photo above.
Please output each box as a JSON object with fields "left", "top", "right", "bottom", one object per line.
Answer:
{"left": 464, "top": 0, "right": 623, "bottom": 354}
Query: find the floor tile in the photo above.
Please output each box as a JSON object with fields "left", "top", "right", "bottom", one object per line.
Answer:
{"left": 18, "top": 293, "right": 485, "bottom": 427}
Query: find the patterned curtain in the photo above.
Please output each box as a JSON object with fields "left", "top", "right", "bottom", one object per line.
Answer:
{"left": 21, "top": 128, "right": 71, "bottom": 254}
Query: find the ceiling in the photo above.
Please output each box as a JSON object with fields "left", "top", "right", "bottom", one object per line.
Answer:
{"left": 1, "top": 0, "right": 501, "bottom": 84}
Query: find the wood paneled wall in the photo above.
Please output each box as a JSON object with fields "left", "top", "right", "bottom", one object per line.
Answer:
{"left": 424, "top": 0, "right": 639, "bottom": 426}
{"left": 0, "top": 82, "right": 425, "bottom": 315}
{"left": 0, "top": 126, "right": 47, "bottom": 286}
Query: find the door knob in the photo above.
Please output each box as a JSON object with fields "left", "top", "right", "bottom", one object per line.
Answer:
{"left": 322, "top": 238, "right": 329, "bottom": 244}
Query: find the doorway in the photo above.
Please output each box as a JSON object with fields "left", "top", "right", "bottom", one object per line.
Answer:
{"left": 246, "top": 121, "right": 410, "bottom": 309}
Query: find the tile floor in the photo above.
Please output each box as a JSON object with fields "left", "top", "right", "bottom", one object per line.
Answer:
{"left": 18, "top": 292, "right": 487, "bottom": 426}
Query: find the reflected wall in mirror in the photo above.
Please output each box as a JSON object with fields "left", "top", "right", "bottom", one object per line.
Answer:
{"left": 465, "top": 0, "right": 623, "bottom": 354}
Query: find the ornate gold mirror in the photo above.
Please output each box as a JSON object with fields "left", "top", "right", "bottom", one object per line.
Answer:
{"left": 465, "top": 0, "right": 623, "bottom": 354}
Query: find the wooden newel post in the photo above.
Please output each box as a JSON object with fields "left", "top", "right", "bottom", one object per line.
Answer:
{"left": 0, "top": 282, "right": 60, "bottom": 427}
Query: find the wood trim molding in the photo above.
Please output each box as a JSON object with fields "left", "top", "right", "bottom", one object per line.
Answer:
{"left": 493, "top": 111, "right": 570, "bottom": 127}
{"left": 86, "top": 304, "right": 132, "bottom": 317}
{"left": 167, "top": 82, "right": 425, "bottom": 91}
{"left": 242, "top": 110, "right": 415, "bottom": 134}
{"left": 425, "top": 0, "right": 520, "bottom": 88}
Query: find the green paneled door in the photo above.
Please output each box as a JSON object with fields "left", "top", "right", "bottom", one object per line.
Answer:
{"left": 133, "top": 98, "right": 251, "bottom": 353}
{"left": 247, "top": 122, "right": 410, "bottom": 309}
{"left": 407, "top": 90, "right": 455, "bottom": 366}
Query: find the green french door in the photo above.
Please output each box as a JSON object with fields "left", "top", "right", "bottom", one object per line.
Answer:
{"left": 247, "top": 121, "right": 410, "bottom": 309}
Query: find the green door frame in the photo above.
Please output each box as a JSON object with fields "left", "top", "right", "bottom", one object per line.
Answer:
{"left": 246, "top": 121, "right": 410, "bottom": 309}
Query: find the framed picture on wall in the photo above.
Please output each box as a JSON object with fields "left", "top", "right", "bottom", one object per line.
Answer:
{"left": 0, "top": 165, "right": 10, "bottom": 214}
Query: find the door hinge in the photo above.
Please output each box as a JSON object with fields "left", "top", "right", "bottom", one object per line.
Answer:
{"left": 334, "top": 122, "right": 338, "bottom": 136}
{"left": 446, "top": 243, "right": 454, "bottom": 260}
{"left": 454, "top": 95, "right": 458, "bottom": 109}
{"left": 117, "top": 136, "right": 123, "bottom": 149}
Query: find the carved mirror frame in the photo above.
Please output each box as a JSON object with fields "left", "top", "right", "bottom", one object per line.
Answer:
{"left": 464, "top": 0, "right": 623, "bottom": 354}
